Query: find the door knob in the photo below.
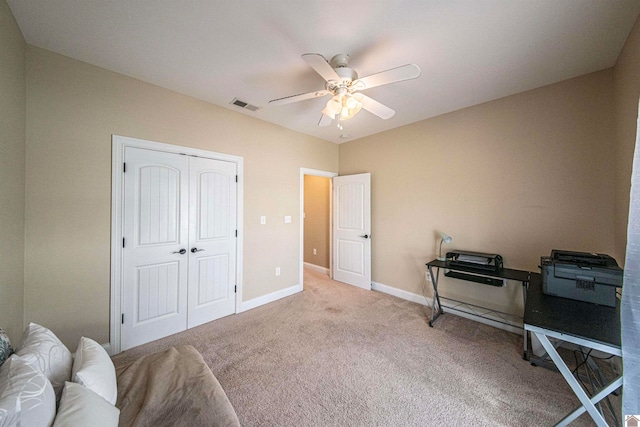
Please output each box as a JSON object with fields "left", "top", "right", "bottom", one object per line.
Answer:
{"left": 191, "top": 247, "right": 205, "bottom": 253}
{"left": 359, "top": 234, "right": 370, "bottom": 239}
{"left": 171, "top": 249, "right": 187, "bottom": 255}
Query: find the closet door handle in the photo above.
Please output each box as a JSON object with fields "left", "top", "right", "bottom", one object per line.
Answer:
{"left": 191, "top": 247, "right": 205, "bottom": 253}
{"left": 171, "top": 249, "right": 187, "bottom": 255}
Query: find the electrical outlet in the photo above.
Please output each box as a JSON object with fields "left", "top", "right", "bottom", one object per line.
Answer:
{"left": 275, "top": 267, "right": 281, "bottom": 276}
{"left": 260, "top": 216, "right": 266, "bottom": 225}
{"left": 425, "top": 271, "right": 432, "bottom": 282}
{"left": 313, "top": 248, "right": 317, "bottom": 255}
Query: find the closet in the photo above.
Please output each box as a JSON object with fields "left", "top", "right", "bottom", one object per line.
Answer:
{"left": 118, "top": 145, "right": 237, "bottom": 350}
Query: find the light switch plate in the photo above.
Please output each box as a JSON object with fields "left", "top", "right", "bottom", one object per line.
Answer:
{"left": 284, "top": 216, "right": 292, "bottom": 223}
{"left": 260, "top": 216, "right": 266, "bottom": 225}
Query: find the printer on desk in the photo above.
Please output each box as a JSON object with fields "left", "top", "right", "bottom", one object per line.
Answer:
{"left": 540, "top": 249, "right": 623, "bottom": 307}
{"left": 446, "top": 250, "right": 503, "bottom": 272}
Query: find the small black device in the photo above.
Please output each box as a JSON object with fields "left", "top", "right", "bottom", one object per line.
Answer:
{"left": 446, "top": 250, "right": 504, "bottom": 273}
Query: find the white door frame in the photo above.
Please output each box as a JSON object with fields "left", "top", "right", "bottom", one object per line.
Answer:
{"left": 299, "top": 168, "right": 337, "bottom": 287}
{"left": 111, "top": 135, "right": 244, "bottom": 355}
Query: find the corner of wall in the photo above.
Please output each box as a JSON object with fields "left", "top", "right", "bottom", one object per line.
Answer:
{"left": 0, "top": 0, "right": 26, "bottom": 343}
{"left": 613, "top": 12, "right": 640, "bottom": 265}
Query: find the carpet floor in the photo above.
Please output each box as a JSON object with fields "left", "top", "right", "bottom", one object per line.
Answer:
{"left": 112, "top": 268, "right": 620, "bottom": 426}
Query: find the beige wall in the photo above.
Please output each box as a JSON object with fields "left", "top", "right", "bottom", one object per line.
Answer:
{"left": 7, "top": 4, "right": 638, "bottom": 350}
{"left": 0, "top": 0, "right": 25, "bottom": 344}
{"left": 304, "top": 175, "right": 330, "bottom": 268}
{"left": 24, "top": 46, "right": 338, "bottom": 349}
{"left": 339, "top": 70, "right": 616, "bottom": 315}
{"left": 614, "top": 14, "right": 640, "bottom": 265}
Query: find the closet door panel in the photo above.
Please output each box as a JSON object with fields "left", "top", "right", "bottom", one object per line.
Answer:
{"left": 121, "top": 147, "right": 189, "bottom": 350}
{"left": 188, "top": 157, "right": 237, "bottom": 328}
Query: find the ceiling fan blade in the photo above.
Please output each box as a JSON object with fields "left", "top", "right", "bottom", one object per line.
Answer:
{"left": 355, "top": 64, "right": 421, "bottom": 91}
{"left": 269, "top": 90, "right": 329, "bottom": 106}
{"left": 360, "top": 94, "right": 395, "bottom": 119}
{"left": 318, "top": 113, "right": 333, "bottom": 127}
{"left": 302, "top": 53, "right": 341, "bottom": 82}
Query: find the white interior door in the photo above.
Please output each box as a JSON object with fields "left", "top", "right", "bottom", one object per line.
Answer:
{"left": 187, "top": 156, "right": 237, "bottom": 328}
{"left": 121, "top": 147, "right": 189, "bottom": 350}
{"left": 332, "top": 173, "right": 371, "bottom": 290}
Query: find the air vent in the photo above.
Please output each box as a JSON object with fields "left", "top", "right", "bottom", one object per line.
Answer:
{"left": 230, "top": 98, "right": 260, "bottom": 112}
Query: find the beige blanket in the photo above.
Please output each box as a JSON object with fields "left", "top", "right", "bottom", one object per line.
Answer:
{"left": 116, "top": 345, "right": 241, "bottom": 427}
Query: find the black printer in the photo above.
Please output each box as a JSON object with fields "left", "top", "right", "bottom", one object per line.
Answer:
{"left": 540, "top": 250, "right": 623, "bottom": 307}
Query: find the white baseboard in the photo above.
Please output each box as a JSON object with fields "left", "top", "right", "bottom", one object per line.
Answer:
{"left": 240, "top": 283, "right": 303, "bottom": 312}
{"left": 372, "top": 281, "right": 428, "bottom": 305}
{"left": 303, "top": 262, "right": 329, "bottom": 275}
{"left": 371, "top": 280, "right": 522, "bottom": 335}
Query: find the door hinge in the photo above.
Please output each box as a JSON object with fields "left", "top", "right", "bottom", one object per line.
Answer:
{"left": 123, "top": 162, "right": 126, "bottom": 173}
{"left": 234, "top": 285, "right": 237, "bottom": 293}
{"left": 122, "top": 237, "right": 125, "bottom": 248}
{"left": 235, "top": 230, "right": 238, "bottom": 237}
{"left": 121, "top": 314, "right": 124, "bottom": 324}
{"left": 235, "top": 175, "right": 238, "bottom": 183}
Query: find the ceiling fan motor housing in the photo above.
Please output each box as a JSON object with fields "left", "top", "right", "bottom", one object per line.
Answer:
{"left": 329, "top": 53, "right": 351, "bottom": 68}
{"left": 326, "top": 67, "right": 358, "bottom": 93}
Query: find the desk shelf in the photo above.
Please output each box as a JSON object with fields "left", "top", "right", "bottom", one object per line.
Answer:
{"left": 438, "top": 296, "right": 523, "bottom": 329}
{"left": 426, "top": 259, "right": 533, "bottom": 358}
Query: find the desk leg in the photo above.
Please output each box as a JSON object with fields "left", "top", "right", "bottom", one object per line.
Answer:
{"left": 533, "top": 332, "right": 613, "bottom": 427}
{"left": 556, "top": 377, "right": 622, "bottom": 427}
{"left": 428, "top": 266, "right": 443, "bottom": 327}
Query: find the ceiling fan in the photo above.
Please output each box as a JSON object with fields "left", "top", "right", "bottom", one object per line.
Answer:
{"left": 268, "top": 53, "right": 421, "bottom": 127}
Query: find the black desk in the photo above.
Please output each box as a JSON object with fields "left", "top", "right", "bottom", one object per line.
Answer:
{"left": 524, "top": 277, "right": 622, "bottom": 426}
{"left": 426, "top": 259, "right": 533, "bottom": 356}
{"left": 524, "top": 275, "right": 621, "bottom": 348}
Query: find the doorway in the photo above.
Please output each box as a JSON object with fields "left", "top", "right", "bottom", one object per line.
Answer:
{"left": 303, "top": 175, "right": 331, "bottom": 274}
{"left": 299, "top": 168, "right": 372, "bottom": 291}
{"left": 299, "top": 168, "right": 337, "bottom": 287}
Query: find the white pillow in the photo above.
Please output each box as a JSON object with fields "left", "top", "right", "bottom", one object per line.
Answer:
{"left": 53, "top": 382, "right": 119, "bottom": 427}
{"left": 71, "top": 337, "right": 117, "bottom": 404}
{"left": 0, "top": 354, "right": 56, "bottom": 427}
{"left": 15, "top": 323, "right": 72, "bottom": 403}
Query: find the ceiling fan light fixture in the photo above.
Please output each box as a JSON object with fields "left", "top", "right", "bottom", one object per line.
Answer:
{"left": 339, "top": 93, "right": 362, "bottom": 120}
{"left": 345, "top": 96, "right": 358, "bottom": 109}
{"left": 324, "top": 96, "right": 342, "bottom": 116}
{"left": 321, "top": 107, "right": 334, "bottom": 118}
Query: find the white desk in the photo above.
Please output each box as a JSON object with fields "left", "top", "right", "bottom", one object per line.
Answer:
{"left": 524, "top": 277, "right": 622, "bottom": 426}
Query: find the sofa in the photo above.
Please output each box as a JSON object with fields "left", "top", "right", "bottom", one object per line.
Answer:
{"left": 0, "top": 323, "right": 240, "bottom": 427}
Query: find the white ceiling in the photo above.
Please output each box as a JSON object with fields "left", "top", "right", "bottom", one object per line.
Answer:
{"left": 8, "top": 1, "right": 640, "bottom": 144}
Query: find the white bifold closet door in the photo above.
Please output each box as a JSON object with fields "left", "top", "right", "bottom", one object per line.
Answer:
{"left": 121, "top": 147, "right": 236, "bottom": 350}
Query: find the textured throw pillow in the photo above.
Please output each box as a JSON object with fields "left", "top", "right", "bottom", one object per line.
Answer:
{"left": 0, "top": 354, "right": 56, "bottom": 427}
{"left": 0, "top": 329, "right": 12, "bottom": 368}
{"left": 72, "top": 337, "right": 117, "bottom": 405}
{"left": 52, "top": 382, "right": 119, "bottom": 427}
{"left": 15, "top": 323, "right": 72, "bottom": 403}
